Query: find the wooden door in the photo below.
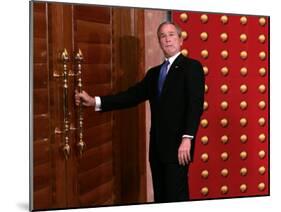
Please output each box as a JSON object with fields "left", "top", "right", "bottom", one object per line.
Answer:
{"left": 69, "top": 4, "right": 116, "bottom": 207}
{"left": 32, "top": 2, "right": 146, "bottom": 210}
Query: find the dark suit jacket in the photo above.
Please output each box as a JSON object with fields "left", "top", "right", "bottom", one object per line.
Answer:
{"left": 100, "top": 54, "right": 205, "bottom": 163}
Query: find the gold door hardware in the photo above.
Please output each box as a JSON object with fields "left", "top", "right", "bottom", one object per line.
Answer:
{"left": 75, "top": 49, "right": 85, "bottom": 156}
{"left": 61, "top": 48, "right": 71, "bottom": 160}
{"left": 54, "top": 125, "right": 76, "bottom": 134}
{"left": 53, "top": 48, "right": 75, "bottom": 78}
{"left": 63, "top": 143, "right": 70, "bottom": 160}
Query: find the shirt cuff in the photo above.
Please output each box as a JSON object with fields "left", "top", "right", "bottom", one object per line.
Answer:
{"left": 182, "top": 134, "right": 194, "bottom": 140}
{"left": 95, "top": 96, "right": 102, "bottom": 111}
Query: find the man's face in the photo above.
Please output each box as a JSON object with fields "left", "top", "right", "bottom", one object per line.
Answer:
{"left": 158, "top": 24, "right": 183, "bottom": 58}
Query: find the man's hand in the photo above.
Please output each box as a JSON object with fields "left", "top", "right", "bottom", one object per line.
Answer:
{"left": 178, "top": 138, "right": 191, "bottom": 166}
{"left": 75, "top": 90, "right": 95, "bottom": 107}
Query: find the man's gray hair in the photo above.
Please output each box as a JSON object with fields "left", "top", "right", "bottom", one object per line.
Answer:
{"left": 157, "top": 21, "right": 182, "bottom": 39}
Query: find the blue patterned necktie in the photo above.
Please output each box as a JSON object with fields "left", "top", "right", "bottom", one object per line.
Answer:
{"left": 158, "top": 60, "right": 170, "bottom": 96}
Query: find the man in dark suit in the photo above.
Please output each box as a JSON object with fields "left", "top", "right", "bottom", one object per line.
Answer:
{"left": 75, "top": 21, "right": 205, "bottom": 203}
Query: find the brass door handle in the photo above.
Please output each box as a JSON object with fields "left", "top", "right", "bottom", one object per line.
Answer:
{"left": 75, "top": 49, "right": 85, "bottom": 156}
{"left": 63, "top": 143, "right": 71, "bottom": 160}
{"left": 61, "top": 48, "right": 71, "bottom": 160}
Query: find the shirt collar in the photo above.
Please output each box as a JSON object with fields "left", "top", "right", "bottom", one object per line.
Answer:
{"left": 165, "top": 52, "right": 181, "bottom": 65}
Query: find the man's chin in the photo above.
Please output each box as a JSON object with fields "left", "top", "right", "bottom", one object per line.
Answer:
{"left": 164, "top": 51, "right": 177, "bottom": 58}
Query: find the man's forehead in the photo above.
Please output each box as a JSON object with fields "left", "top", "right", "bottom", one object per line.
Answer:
{"left": 159, "top": 25, "right": 177, "bottom": 33}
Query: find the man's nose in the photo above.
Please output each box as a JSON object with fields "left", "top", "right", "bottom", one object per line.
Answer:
{"left": 165, "top": 36, "right": 171, "bottom": 42}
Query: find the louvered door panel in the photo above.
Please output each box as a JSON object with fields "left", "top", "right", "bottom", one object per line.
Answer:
{"left": 72, "top": 5, "right": 115, "bottom": 206}
{"left": 32, "top": 2, "right": 52, "bottom": 210}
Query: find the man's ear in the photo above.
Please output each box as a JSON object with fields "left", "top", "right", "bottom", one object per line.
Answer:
{"left": 179, "top": 36, "right": 184, "bottom": 46}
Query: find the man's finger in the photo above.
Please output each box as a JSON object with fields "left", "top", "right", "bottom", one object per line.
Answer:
{"left": 178, "top": 153, "right": 183, "bottom": 166}
{"left": 183, "top": 151, "right": 188, "bottom": 165}
{"left": 180, "top": 152, "right": 186, "bottom": 166}
{"left": 187, "top": 150, "right": 191, "bottom": 161}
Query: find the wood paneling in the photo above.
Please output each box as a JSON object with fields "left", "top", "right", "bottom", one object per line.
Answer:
{"left": 33, "top": 2, "right": 46, "bottom": 13}
{"left": 83, "top": 123, "right": 112, "bottom": 149}
{"left": 34, "top": 115, "right": 49, "bottom": 140}
{"left": 34, "top": 139, "right": 50, "bottom": 165}
{"left": 81, "top": 64, "right": 111, "bottom": 84}
{"left": 80, "top": 180, "right": 113, "bottom": 205}
{"left": 111, "top": 8, "right": 146, "bottom": 204}
{"left": 34, "top": 38, "right": 47, "bottom": 64}
{"left": 34, "top": 64, "right": 48, "bottom": 89}
{"left": 33, "top": 163, "right": 51, "bottom": 191}
{"left": 83, "top": 109, "right": 112, "bottom": 128}
{"left": 75, "top": 6, "right": 111, "bottom": 24}
{"left": 78, "top": 43, "right": 111, "bottom": 64}
{"left": 33, "top": 186, "right": 52, "bottom": 209}
{"left": 33, "top": 89, "right": 48, "bottom": 114}
{"left": 82, "top": 84, "right": 112, "bottom": 96}
{"left": 79, "top": 161, "right": 113, "bottom": 194}
{"left": 79, "top": 142, "right": 113, "bottom": 173}
{"left": 32, "top": 2, "right": 146, "bottom": 210}
{"left": 34, "top": 12, "right": 46, "bottom": 38}
{"left": 32, "top": 2, "right": 53, "bottom": 210}
{"left": 76, "top": 20, "right": 111, "bottom": 44}
{"left": 73, "top": 5, "right": 115, "bottom": 207}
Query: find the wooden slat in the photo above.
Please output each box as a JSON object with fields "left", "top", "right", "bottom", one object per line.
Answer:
{"left": 78, "top": 43, "right": 111, "bottom": 65}
{"left": 34, "top": 138, "right": 50, "bottom": 166}
{"left": 82, "top": 83, "right": 112, "bottom": 97}
{"left": 83, "top": 108, "right": 111, "bottom": 129}
{"left": 75, "top": 20, "right": 111, "bottom": 44}
{"left": 75, "top": 5, "right": 111, "bottom": 24}
{"left": 34, "top": 115, "right": 49, "bottom": 140}
{"left": 33, "top": 186, "right": 52, "bottom": 209}
{"left": 33, "top": 162, "right": 51, "bottom": 191}
{"left": 34, "top": 38, "right": 47, "bottom": 64}
{"left": 34, "top": 11, "right": 46, "bottom": 38}
{"left": 79, "top": 180, "right": 113, "bottom": 206}
{"left": 83, "top": 123, "right": 112, "bottom": 150}
{"left": 101, "top": 197, "right": 113, "bottom": 205}
{"left": 33, "top": 88, "right": 49, "bottom": 115}
{"left": 79, "top": 142, "right": 112, "bottom": 173}
{"left": 33, "top": 63, "right": 48, "bottom": 89}
{"left": 81, "top": 64, "right": 111, "bottom": 84}
{"left": 79, "top": 161, "right": 113, "bottom": 195}
{"left": 33, "top": 2, "right": 46, "bottom": 13}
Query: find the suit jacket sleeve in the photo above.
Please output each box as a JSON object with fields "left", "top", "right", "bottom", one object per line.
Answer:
{"left": 100, "top": 69, "right": 152, "bottom": 112}
{"left": 183, "top": 60, "right": 205, "bottom": 137}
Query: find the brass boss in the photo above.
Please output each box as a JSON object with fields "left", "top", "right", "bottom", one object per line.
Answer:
{"left": 180, "top": 13, "right": 188, "bottom": 22}
{"left": 221, "top": 15, "right": 228, "bottom": 24}
{"left": 240, "top": 16, "right": 248, "bottom": 25}
{"left": 240, "top": 67, "right": 248, "bottom": 76}
{"left": 200, "top": 32, "right": 208, "bottom": 41}
{"left": 259, "top": 17, "right": 266, "bottom": 26}
{"left": 181, "top": 49, "right": 188, "bottom": 57}
{"left": 240, "top": 167, "right": 248, "bottom": 176}
{"left": 221, "top": 135, "right": 229, "bottom": 144}
{"left": 240, "top": 33, "right": 247, "bottom": 42}
{"left": 201, "top": 14, "right": 209, "bottom": 23}
{"left": 221, "top": 67, "right": 229, "bottom": 76}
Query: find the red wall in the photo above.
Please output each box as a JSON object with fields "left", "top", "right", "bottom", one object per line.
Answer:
{"left": 172, "top": 11, "right": 269, "bottom": 200}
